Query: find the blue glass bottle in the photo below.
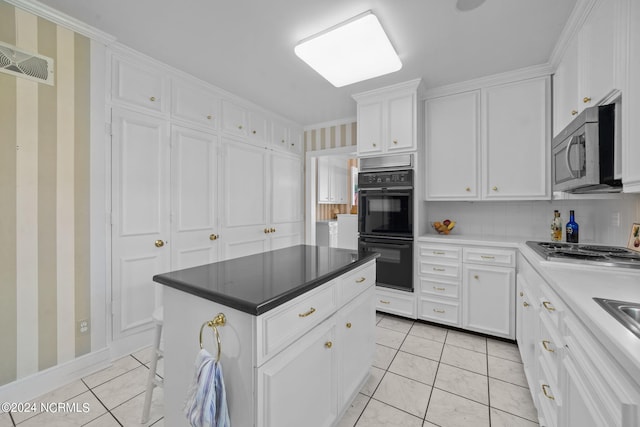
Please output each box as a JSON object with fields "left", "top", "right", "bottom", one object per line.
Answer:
{"left": 566, "top": 210, "right": 579, "bottom": 243}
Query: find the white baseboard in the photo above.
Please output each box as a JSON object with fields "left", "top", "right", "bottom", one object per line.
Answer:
{"left": 0, "top": 347, "right": 110, "bottom": 405}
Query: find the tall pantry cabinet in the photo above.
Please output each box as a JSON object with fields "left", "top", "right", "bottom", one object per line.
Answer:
{"left": 109, "top": 48, "right": 304, "bottom": 345}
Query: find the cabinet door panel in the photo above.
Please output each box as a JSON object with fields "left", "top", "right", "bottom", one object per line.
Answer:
{"left": 171, "top": 80, "right": 219, "bottom": 128}
{"left": 425, "top": 91, "right": 479, "bottom": 199}
{"left": 553, "top": 36, "right": 579, "bottom": 136}
{"left": 111, "top": 108, "right": 169, "bottom": 339}
{"left": 462, "top": 264, "right": 514, "bottom": 338}
{"left": 387, "top": 94, "right": 415, "bottom": 151}
{"left": 112, "top": 56, "right": 167, "bottom": 113}
{"left": 357, "top": 102, "right": 383, "bottom": 155}
{"left": 222, "top": 100, "right": 247, "bottom": 137}
{"left": 170, "top": 126, "right": 218, "bottom": 269}
{"left": 271, "top": 153, "right": 303, "bottom": 224}
{"left": 257, "top": 320, "right": 337, "bottom": 427}
{"left": 483, "top": 77, "right": 550, "bottom": 200}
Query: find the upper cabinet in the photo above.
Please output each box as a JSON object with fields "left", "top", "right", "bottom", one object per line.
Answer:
{"left": 111, "top": 54, "right": 169, "bottom": 115}
{"left": 553, "top": 0, "right": 620, "bottom": 136}
{"left": 222, "top": 99, "right": 248, "bottom": 138}
{"left": 171, "top": 79, "right": 220, "bottom": 130}
{"left": 317, "top": 157, "right": 348, "bottom": 204}
{"left": 353, "top": 79, "right": 424, "bottom": 156}
{"left": 425, "top": 76, "right": 551, "bottom": 201}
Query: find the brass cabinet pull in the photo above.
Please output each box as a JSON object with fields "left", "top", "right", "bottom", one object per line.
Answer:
{"left": 583, "top": 97, "right": 592, "bottom": 104}
{"left": 542, "top": 340, "right": 554, "bottom": 353}
{"left": 480, "top": 255, "right": 495, "bottom": 260}
{"left": 209, "top": 234, "right": 219, "bottom": 241}
{"left": 432, "top": 251, "right": 445, "bottom": 255}
{"left": 355, "top": 277, "right": 366, "bottom": 283}
{"left": 149, "top": 96, "right": 156, "bottom": 102}
{"left": 325, "top": 341, "right": 333, "bottom": 349}
{"left": 542, "top": 384, "right": 555, "bottom": 400}
{"left": 571, "top": 109, "right": 578, "bottom": 116}
{"left": 433, "top": 308, "right": 446, "bottom": 314}
{"left": 298, "top": 307, "right": 316, "bottom": 318}
{"left": 542, "top": 301, "right": 556, "bottom": 312}
{"left": 379, "top": 300, "right": 391, "bottom": 304}
{"left": 154, "top": 240, "right": 165, "bottom": 248}
{"left": 346, "top": 322, "right": 352, "bottom": 329}
{"left": 433, "top": 286, "right": 446, "bottom": 291}
{"left": 433, "top": 267, "right": 445, "bottom": 272}
{"left": 523, "top": 301, "right": 530, "bottom": 307}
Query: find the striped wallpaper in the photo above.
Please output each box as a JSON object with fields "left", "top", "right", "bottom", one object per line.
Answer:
{"left": 304, "top": 121, "right": 357, "bottom": 152}
{"left": 0, "top": 1, "right": 91, "bottom": 386}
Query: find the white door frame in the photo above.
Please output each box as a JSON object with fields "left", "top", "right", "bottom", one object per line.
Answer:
{"left": 304, "top": 146, "right": 356, "bottom": 245}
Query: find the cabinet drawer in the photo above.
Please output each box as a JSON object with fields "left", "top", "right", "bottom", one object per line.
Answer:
{"left": 538, "top": 313, "right": 562, "bottom": 384}
{"left": 258, "top": 282, "right": 338, "bottom": 364}
{"left": 463, "top": 247, "right": 515, "bottom": 267}
{"left": 418, "top": 244, "right": 461, "bottom": 261}
{"left": 419, "top": 261, "right": 460, "bottom": 280}
{"left": 419, "top": 277, "right": 458, "bottom": 299}
{"left": 112, "top": 56, "right": 167, "bottom": 113}
{"left": 418, "top": 298, "right": 459, "bottom": 326}
{"left": 376, "top": 288, "right": 416, "bottom": 319}
{"left": 538, "top": 281, "right": 565, "bottom": 328}
{"left": 340, "top": 262, "right": 376, "bottom": 304}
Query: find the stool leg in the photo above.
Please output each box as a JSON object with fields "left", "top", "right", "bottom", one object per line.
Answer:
{"left": 141, "top": 321, "right": 162, "bottom": 424}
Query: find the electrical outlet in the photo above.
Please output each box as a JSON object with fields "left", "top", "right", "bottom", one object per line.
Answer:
{"left": 78, "top": 319, "right": 90, "bottom": 335}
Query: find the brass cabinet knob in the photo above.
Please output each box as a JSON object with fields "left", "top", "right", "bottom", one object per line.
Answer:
{"left": 474, "top": 274, "right": 479, "bottom": 279}
{"left": 372, "top": 143, "right": 377, "bottom": 147}
{"left": 523, "top": 301, "right": 530, "bottom": 307}
{"left": 571, "top": 110, "right": 578, "bottom": 116}
{"left": 264, "top": 228, "right": 270, "bottom": 234}
{"left": 207, "top": 115, "right": 212, "bottom": 120}
{"left": 210, "top": 234, "right": 219, "bottom": 241}
{"left": 149, "top": 96, "right": 156, "bottom": 102}
{"left": 583, "top": 97, "right": 592, "bottom": 104}
{"left": 252, "top": 130, "right": 257, "bottom": 134}
{"left": 465, "top": 187, "right": 471, "bottom": 192}
{"left": 238, "top": 125, "right": 243, "bottom": 130}
{"left": 270, "top": 227, "right": 276, "bottom": 233}
{"left": 325, "top": 341, "right": 333, "bottom": 349}
{"left": 154, "top": 240, "right": 164, "bottom": 248}
{"left": 520, "top": 291, "right": 523, "bottom": 297}
{"left": 346, "top": 322, "right": 352, "bottom": 328}
{"left": 281, "top": 139, "right": 285, "bottom": 144}
{"left": 492, "top": 186, "right": 498, "bottom": 191}
{"left": 393, "top": 140, "right": 398, "bottom": 145}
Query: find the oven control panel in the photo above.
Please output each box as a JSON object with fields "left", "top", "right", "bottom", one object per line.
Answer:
{"left": 358, "top": 169, "right": 413, "bottom": 188}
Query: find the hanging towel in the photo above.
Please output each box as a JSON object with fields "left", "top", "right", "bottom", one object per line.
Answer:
{"left": 184, "top": 349, "right": 231, "bottom": 427}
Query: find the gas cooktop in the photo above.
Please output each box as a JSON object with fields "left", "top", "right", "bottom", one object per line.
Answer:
{"left": 526, "top": 241, "right": 640, "bottom": 269}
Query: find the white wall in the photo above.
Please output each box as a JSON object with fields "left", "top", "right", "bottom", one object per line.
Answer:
{"left": 422, "top": 195, "right": 640, "bottom": 245}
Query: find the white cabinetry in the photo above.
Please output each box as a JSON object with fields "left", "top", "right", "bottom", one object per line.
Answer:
{"left": 111, "top": 55, "right": 168, "bottom": 114}
{"left": 424, "top": 76, "right": 550, "bottom": 201}
{"left": 425, "top": 91, "right": 480, "bottom": 200}
{"left": 221, "top": 99, "right": 248, "bottom": 137}
{"left": 376, "top": 287, "right": 417, "bottom": 319}
{"left": 171, "top": 79, "right": 220, "bottom": 130}
{"left": 417, "top": 244, "right": 461, "bottom": 326}
{"left": 482, "top": 77, "right": 551, "bottom": 200}
{"left": 317, "top": 157, "right": 348, "bottom": 204}
{"left": 461, "top": 247, "right": 515, "bottom": 339}
{"left": 354, "top": 79, "right": 423, "bottom": 156}
{"left": 553, "top": 0, "right": 621, "bottom": 136}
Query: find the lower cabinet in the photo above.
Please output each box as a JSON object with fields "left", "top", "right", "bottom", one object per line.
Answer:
{"left": 376, "top": 286, "right": 417, "bottom": 319}
{"left": 517, "top": 253, "right": 640, "bottom": 427}
{"left": 256, "top": 318, "right": 338, "bottom": 427}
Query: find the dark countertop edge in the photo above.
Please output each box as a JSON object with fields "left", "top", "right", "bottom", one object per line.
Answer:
{"left": 154, "top": 253, "right": 379, "bottom": 316}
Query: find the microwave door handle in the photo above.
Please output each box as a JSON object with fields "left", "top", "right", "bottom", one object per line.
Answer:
{"left": 565, "top": 135, "right": 579, "bottom": 178}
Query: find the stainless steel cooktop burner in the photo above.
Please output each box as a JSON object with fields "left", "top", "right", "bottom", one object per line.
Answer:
{"left": 526, "top": 241, "right": 640, "bottom": 269}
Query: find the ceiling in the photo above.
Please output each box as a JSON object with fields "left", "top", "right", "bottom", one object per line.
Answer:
{"left": 38, "top": 0, "right": 577, "bottom": 126}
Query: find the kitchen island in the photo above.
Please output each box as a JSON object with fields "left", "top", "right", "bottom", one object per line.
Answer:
{"left": 153, "top": 245, "right": 378, "bottom": 427}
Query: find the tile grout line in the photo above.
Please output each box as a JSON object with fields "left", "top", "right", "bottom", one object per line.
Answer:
{"left": 422, "top": 328, "right": 448, "bottom": 424}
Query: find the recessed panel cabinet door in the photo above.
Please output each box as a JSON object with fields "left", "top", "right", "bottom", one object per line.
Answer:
{"left": 111, "top": 108, "right": 170, "bottom": 340}
{"left": 425, "top": 91, "right": 479, "bottom": 200}
{"left": 483, "top": 77, "right": 550, "bottom": 200}
{"left": 271, "top": 152, "right": 303, "bottom": 224}
{"left": 170, "top": 126, "right": 219, "bottom": 270}
{"left": 387, "top": 93, "right": 415, "bottom": 152}
{"left": 357, "top": 102, "right": 383, "bottom": 155}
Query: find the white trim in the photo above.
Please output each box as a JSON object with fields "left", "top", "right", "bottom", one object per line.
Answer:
{"left": 0, "top": 347, "right": 110, "bottom": 404}
{"left": 5, "top": 0, "right": 116, "bottom": 44}
{"left": 303, "top": 117, "right": 356, "bottom": 132}
{"left": 548, "top": 0, "right": 597, "bottom": 69}
{"left": 425, "top": 64, "right": 553, "bottom": 99}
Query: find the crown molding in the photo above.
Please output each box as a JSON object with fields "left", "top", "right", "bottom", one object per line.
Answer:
{"left": 547, "top": 0, "right": 597, "bottom": 70}
{"left": 5, "top": 0, "right": 116, "bottom": 44}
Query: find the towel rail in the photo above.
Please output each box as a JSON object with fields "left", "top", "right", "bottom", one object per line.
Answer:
{"left": 199, "top": 313, "right": 226, "bottom": 362}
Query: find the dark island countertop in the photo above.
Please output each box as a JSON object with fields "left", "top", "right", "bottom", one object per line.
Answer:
{"left": 153, "top": 245, "right": 379, "bottom": 315}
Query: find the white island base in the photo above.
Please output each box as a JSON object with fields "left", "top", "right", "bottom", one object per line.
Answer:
{"left": 163, "top": 260, "right": 376, "bottom": 427}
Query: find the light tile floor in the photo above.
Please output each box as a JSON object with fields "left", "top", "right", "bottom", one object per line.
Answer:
{"left": 2, "top": 313, "right": 539, "bottom": 426}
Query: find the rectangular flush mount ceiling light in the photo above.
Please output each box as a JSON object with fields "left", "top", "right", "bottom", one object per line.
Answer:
{"left": 294, "top": 11, "right": 402, "bottom": 87}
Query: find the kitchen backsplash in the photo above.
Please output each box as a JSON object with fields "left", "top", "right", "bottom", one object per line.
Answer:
{"left": 423, "top": 194, "right": 640, "bottom": 246}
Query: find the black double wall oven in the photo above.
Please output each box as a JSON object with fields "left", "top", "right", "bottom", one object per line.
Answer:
{"left": 358, "top": 169, "right": 413, "bottom": 292}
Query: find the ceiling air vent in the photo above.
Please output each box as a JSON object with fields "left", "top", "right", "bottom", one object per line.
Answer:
{"left": 0, "top": 41, "right": 54, "bottom": 85}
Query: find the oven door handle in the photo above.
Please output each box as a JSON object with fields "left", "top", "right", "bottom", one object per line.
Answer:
{"left": 565, "top": 135, "right": 579, "bottom": 178}
{"left": 363, "top": 242, "right": 412, "bottom": 250}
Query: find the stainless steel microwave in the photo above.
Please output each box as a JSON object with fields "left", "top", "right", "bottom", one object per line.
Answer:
{"left": 552, "top": 103, "right": 621, "bottom": 193}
